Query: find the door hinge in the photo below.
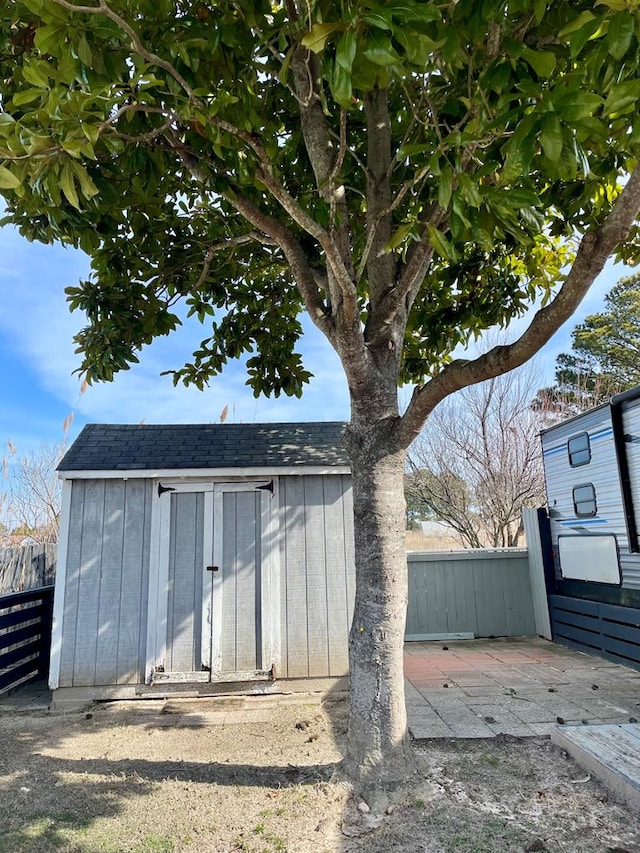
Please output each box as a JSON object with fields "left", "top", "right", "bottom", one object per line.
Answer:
{"left": 158, "top": 483, "right": 176, "bottom": 497}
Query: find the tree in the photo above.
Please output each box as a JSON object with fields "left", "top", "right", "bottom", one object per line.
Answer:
{"left": 407, "top": 364, "right": 547, "bottom": 549}
{"left": 1, "top": 440, "right": 65, "bottom": 543}
{"left": 572, "top": 272, "right": 640, "bottom": 388}
{"left": 533, "top": 272, "right": 640, "bottom": 414}
{"left": 1, "top": 1, "right": 640, "bottom": 786}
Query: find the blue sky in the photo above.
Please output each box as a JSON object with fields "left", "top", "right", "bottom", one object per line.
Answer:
{"left": 0, "top": 215, "right": 632, "bottom": 455}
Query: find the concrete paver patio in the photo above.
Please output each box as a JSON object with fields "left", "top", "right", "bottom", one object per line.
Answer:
{"left": 404, "top": 636, "right": 640, "bottom": 739}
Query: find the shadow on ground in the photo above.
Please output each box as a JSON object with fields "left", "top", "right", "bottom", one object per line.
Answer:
{"left": 3, "top": 654, "right": 640, "bottom": 852}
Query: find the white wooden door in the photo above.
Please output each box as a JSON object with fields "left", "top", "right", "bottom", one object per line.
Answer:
{"left": 150, "top": 480, "right": 278, "bottom": 684}
{"left": 204, "top": 484, "right": 273, "bottom": 681}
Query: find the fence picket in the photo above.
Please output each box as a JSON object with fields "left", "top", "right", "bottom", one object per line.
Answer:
{"left": 0, "top": 545, "right": 56, "bottom": 593}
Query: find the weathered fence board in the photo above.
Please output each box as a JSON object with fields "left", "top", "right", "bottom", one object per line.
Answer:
{"left": 0, "top": 545, "right": 56, "bottom": 593}
{"left": 406, "top": 549, "right": 536, "bottom": 639}
{"left": 0, "top": 586, "right": 54, "bottom": 693}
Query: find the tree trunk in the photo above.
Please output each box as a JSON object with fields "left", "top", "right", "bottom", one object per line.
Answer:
{"left": 342, "top": 417, "right": 415, "bottom": 786}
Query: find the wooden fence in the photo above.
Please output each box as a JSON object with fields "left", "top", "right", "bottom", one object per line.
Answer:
{"left": 0, "top": 544, "right": 56, "bottom": 594}
{"left": 406, "top": 548, "right": 536, "bottom": 640}
{"left": 0, "top": 586, "right": 54, "bottom": 694}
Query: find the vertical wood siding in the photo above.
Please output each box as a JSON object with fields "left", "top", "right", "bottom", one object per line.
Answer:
{"left": 406, "top": 550, "right": 536, "bottom": 638}
{"left": 220, "top": 491, "right": 261, "bottom": 672}
{"left": 279, "top": 474, "right": 355, "bottom": 678}
{"left": 58, "top": 479, "right": 152, "bottom": 687}
{"left": 166, "top": 491, "right": 204, "bottom": 673}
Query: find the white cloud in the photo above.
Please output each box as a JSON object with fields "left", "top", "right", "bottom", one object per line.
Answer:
{"left": 0, "top": 224, "right": 350, "bottom": 439}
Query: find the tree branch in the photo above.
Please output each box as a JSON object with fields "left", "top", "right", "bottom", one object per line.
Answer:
{"left": 397, "top": 166, "right": 640, "bottom": 448}
{"left": 193, "top": 233, "right": 277, "bottom": 291}
{"left": 289, "top": 45, "right": 358, "bottom": 324}
{"left": 50, "top": 0, "right": 197, "bottom": 100}
{"left": 219, "top": 190, "right": 335, "bottom": 343}
{"left": 363, "top": 88, "right": 396, "bottom": 313}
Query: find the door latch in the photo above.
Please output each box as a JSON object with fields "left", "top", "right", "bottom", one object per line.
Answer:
{"left": 206, "top": 565, "right": 219, "bottom": 572}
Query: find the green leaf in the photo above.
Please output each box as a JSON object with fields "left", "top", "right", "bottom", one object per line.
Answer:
{"left": 301, "top": 23, "right": 343, "bottom": 54}
{"left": 363, "top": 11, "right": 392, "bottom": 30}
{"left": 0, "top": 166, "right": 21, "bottom": 189}
{"left": 499, "top": 116, "right": 536, "bottom": 185}
{"left": 398, "top": 144, "right": 431, "bottom": 158}
{"left": 0, "top": 114, "right": 16, "bottom": 137}
{"left": 539, "top": 113, "right": 563, "bottom": 162}
{"left": 34, "top": 24, "right": 67, "bottom": 56}
{"left": 533, "top": 0, "right": 547, "bottom": 24}
{"left": 607, "top": 12, "right": 634, "bottom": 59}
{"left": 11, "top": 89, "right": 43, "bottom": 107}
{"left": 394, "top": 29, "right": 444, "bottom": 67}
{"left": 76, "top": 35, "right": 93, "bottom": 67}
{"left": 335, "top": 30, "right": 356, "bottom": 73}
{"left": 72, "top": 163, "right": 99, "bottom": 199}
{"left": 60, "top": 164, "right": 80, "bottom": 209}
{"left": 521, "top": 48, "right": 556, "bottom": 77}
{"left": 277, "top": 46, "right": 293, "bottom": 85}
{"left": 458, "top": 174, "right": 482, "bottom": 208}
{"left": 426, "top": 224, "right": 457, "bottom": 261}
{"left": 552, "top": 90, "right": 602, "bottom": 122}
{"left": 362, "top": 32, "right": 401, "bottom": 66}
{"left": 558, "top": 11, "right": 596, "bottom": 38}
{"left": 61, "top": 138, "right": 84, "bottom": 158}
{"left": 383, "top": 222, "right": 413, "bottom": 253}
{"left": 331, "top": 64, "right": 353, "bottom": 108}
{"left": 21, "top": 0, "right": 45, "bottom": 12}
{"left": 438, "top": 166, "right": 453, "bottom": 209}
{"left": 603, "top": 79, "right": 640, "bottom": 115}
{"left": 22, "top": 64, "right": 49, "bottom": 89}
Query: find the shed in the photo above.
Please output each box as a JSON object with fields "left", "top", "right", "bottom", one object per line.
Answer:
{"left": 50, "top": 422, "right": 355, "bottom": 708}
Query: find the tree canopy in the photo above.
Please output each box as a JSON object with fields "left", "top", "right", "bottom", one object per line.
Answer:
{"left": 1, "top": 0, "right": 639, "bottom": 424}
{"left": 534, "top": 271, "right": 640, "bottom": 413}
{"left": 572, "top": 272, "right": 640, "bottom": 388}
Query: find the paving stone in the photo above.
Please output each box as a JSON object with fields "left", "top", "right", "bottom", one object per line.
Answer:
{"left": 409, "top": 721, "right": 455, "bottom": 739}
{"left": 404, "top": 638, "right": 640, "bottom": 739}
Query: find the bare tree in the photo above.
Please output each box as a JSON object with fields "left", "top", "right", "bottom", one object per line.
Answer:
{"left": 1, "top": 440, "right": 65, "bottom": 544}
{"left": 407, "top": 364, "right": 547, "bottom": 549}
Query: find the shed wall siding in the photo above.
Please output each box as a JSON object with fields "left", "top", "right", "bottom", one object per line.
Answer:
{"left": 279, "top": 474, "right": 355, "bottom": 678}
{"left": 58, "top": 478, "right": 152, "bottom": 687}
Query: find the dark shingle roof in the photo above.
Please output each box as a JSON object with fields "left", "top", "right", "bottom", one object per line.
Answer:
{"left": 58, "top": 422, "right": 349, "bottom": 471}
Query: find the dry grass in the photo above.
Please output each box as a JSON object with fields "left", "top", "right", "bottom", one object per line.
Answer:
{"left": 2, "top": 695, "right": 640, "bottom": 852}
{"left": 405, "top": 529, "right": 462, "bottom": 551}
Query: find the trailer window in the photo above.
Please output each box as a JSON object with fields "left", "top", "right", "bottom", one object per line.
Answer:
{"left": 568, "top": 432, "right": 591, "bottom": 467}
{"left": 573, "top": 483, "right": 597, "bottom": 517}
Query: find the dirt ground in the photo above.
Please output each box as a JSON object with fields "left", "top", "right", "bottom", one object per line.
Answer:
{"left": 1, "top": 693, "right": 640, "bottom": 853}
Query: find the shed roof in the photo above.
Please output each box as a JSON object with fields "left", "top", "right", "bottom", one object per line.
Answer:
{"left": 58, "top": 422, "right": 349, "bottom": 472}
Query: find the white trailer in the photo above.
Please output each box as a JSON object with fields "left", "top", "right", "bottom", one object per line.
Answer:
{"left": 540, "top": 386, "right": 640, "bottom": 666}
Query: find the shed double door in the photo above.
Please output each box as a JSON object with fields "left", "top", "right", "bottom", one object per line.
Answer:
{"left": 162, "top": 482, "right": 271, "bottom": 681}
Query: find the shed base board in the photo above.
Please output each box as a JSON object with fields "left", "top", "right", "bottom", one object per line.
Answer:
{"left": 50, "top": 676, "right": 349, "bottom": 712}
{"left": 405, "top": 632, "right": 475, "bottom": 642}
